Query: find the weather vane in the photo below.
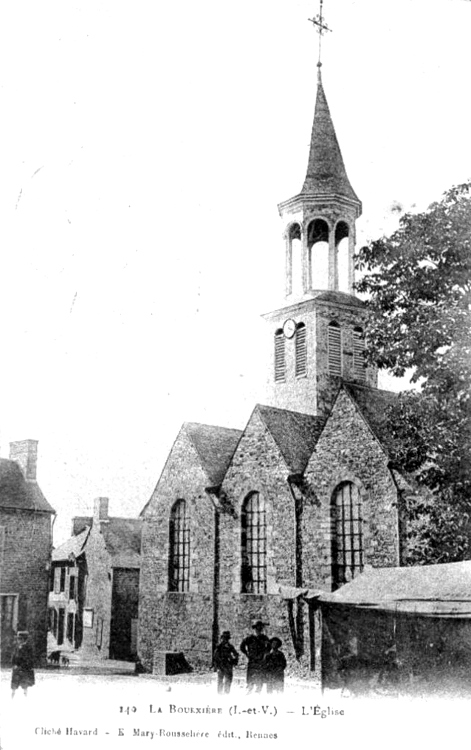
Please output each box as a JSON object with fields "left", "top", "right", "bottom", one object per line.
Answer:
{"left": 308, "top": 0, "right": 331, "bottom": 70}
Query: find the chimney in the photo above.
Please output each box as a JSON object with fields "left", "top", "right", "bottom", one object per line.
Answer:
{"left": 9, "top": 440, "right": 38, "bottom": 482}
{"left": 94, "top": 497, "right": 109, "bottom": 523}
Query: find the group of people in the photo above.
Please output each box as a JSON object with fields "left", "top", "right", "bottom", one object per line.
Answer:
{"left": 213, "top": 619, "right": 287, "bottom": 694}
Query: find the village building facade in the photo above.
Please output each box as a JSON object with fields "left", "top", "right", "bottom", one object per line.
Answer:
{"left": 48, "top": 497, "right": 141, "bottom": 662}
{"left": 0, "top": 440, "right": 55, "bottom": 665}
{"left": 138, "top": 63, "right": 411, "bottom": 676}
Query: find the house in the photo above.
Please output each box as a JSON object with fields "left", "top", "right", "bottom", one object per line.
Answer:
{"left": 137, "top": 54, "right": 416, "bottom": 677}
{"left": 0, "top": 440, "right": 55, "bottom": 665}
{"left": 48, "top": 497, "right": 142, "bottom": 661}
{"left": 317, "top": 561, "right": 471, "bottom": 695}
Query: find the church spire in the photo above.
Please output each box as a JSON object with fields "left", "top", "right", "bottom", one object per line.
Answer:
{"left": 301, "top": 76, "right": 360, "bottom": 206}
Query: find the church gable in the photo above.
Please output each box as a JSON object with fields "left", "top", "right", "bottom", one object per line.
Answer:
{"left": 303, "top": 387, "right": 400, "bottom": 587}
{"left": 142, "top": 424, "right": 222, "bottom": 520}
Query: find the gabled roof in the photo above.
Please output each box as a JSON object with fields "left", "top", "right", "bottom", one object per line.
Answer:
{"left": 53, "top": 517, "right": 142, "bottom": 567}
{"left": 0, "top": 458, "right": 55, "bottom": 513}
{"left": 320, "top": 562, "right": 471, "bottom": 617}
{"left": 52, "top": 527, "right": 90, "bottom": 562}
{"left": 301, "top": 77, "right": 360, "bottom": 206}
{"left": 257, "top": 404, "right": 325, "bottom": 474}
{"left": 184, "top": 422, "right": 242, "bottom": 486}
{"left": 343, "top": 383, "right": 398, "bottom": 455}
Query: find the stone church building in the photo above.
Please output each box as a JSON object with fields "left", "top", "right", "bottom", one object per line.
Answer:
{"left": 138, "top": 66, "right": 407, "bottom": 676}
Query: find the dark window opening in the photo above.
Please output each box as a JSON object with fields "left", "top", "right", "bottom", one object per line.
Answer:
{"left": 69, "top": 576, "right": 76, "bottom": 601}
{"left": 168, "top": 500, "right": 190, "bottom": 592}
{"left": 59, "top": 567, "right": 66, "bottom": 593}
{"left": 241, "top": 492, "right": 267, "bottom": 594}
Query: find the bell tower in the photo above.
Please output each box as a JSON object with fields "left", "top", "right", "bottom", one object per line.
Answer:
{"left": 263, "top": 2, "right": 377, "bottom": 417}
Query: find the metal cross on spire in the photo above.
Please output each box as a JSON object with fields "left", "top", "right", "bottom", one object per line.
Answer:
{"left": 308, "top": 0, "right": 331, "bottom": 72}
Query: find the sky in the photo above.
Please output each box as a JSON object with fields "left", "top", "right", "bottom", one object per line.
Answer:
{"left": 0, "top": 0, "right": 470, "bottom": 544}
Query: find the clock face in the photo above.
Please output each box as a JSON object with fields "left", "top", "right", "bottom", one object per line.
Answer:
{"left": 283, "top": 319, "right": 297, "bottom": 339}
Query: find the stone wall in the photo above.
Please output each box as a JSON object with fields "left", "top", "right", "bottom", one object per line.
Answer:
{"left": 138, "top": 428, "right": 216, "bottom": 670}
{"left": 304, "top": 388, "right": 400, "bottom": 590}
{"left": 0, "top": 509, "right": 52, "bottom": 665}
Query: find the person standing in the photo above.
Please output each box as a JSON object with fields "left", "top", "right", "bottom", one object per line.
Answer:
{"left": 213, "top": 631, "right": 239, "bottom": 694}
{"left": 240, "top": 620, "right": 270, "bottom": 693}
{"left": 11, "top": 631, "right": 35, "bottom": 698}
{"left": 264, "top": 637, "right": 287, "bottom": 693}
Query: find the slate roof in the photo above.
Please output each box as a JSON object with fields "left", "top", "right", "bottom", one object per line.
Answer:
{"left": 52, "top": 527, "right": 89, "bottom": 561}
{"left": 184, "top": 422, "right": 242, "bottom": 486}
{"left": 308, "top": 290, "right": 364, "bottom": 309}
{"left": 320, "top": 562, "right": 471, "bottom": 617}
{"left": 0, "top": 458, "right": 55, "bottom": 513}
{"left": 301, "top": 77, "right": 360, "bottom": 206}
{"left": 257, "top": 404, "right": 325, "bottom": 474}
{"left": 343, "top": 383, "right": 398, "bottom": 455}
{"left": 54, "top": 517, "right": 142, "bottom": 566}
{"left": 101, "top": 517, "right": 142, "bottom": 560}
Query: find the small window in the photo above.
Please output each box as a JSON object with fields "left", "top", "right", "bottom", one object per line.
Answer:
{"left": 274, "top": 330, "right": 285, "bottom": 382}
{"left": 54, "top": 567, "right": 61, "bottom": 594}
{"left": 295, "top": 323, "right": 307, "bottom": 377}
{"left": 168, "top": 500, "right": 190, "bottom": 592}
{"left": 353, "top": 327, "right": 366, "bottom": 380}
{"left": 69, "top": 576, "right": 76, "bottom": 601}
{"left": 328, "top": 322, "right": 342, "bottom": 376}
{"left": 331, "top": 482, "right": 364, "bottom": 589}
{"left": 241, "top": 491, "right": 267, "bottom": 594}
{"left": 59, "top": 567, "right": 66, "bottom": 593}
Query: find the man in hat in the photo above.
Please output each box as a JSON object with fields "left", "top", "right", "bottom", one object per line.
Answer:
{"left": 11, "top": 631, "right": 35, "bottom": 698}
{"left": 240, "top": 620, "right": 270, "bottom": 693}
{"left": 212, "top": 631, "right": 239, "bottom": 694}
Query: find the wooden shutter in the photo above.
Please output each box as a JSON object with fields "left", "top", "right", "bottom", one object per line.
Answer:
{"left": 353, "top": 328, "right": 366, "bottom": 380}
{"left": 274, "top": 330, "right": 285, "bottom": 382}
{"left": 295, "top": 323, "right": 307, "bottom": 376}
{"left": 328, "top": 323, "right": 342, "bottom": 375}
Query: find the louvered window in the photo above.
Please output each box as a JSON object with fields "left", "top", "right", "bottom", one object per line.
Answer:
{"left": 328, "top": 322, "right": 342, "bottom": 375}
{"left": 241, "top": 492, "right": 267, "bottom": 594}
{"left": 295, "top": 323, "right": 307, "bottom": 377}
{"left": 274, "top": 330, "right": 285, "bottom": 382}
{"left": 353, "top": 327, "right": 366, "bottom": 380}
{"left": 331, "top": 482, "right": 364, "bottom": 589}
{"left": 168, "top": 500, "right": 190, "bottom": 592}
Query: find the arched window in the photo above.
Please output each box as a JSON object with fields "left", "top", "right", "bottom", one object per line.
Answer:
{"left": 353, "top": 327, "right": 366, "bottom": 380}
{"left": 335, "top": 221, "right": 350, "bottom": 293}
{"left": 295, "top": 322, "right": 307, "bottom": 377}
{"left": 331, "top": 482, "right": 363, "bottom": 590}
{"left": 274, "top": 329, "right": 285, "bottom": 382}
{"left": 241, "top": 492, "right": 267, "bottom": 594}
{"left": 307, "top": 218, "right": 329, "bottom": 289}
{"left": 328, "top": 321, "right": 342, "bottom": 375}
{"left": 168, "top": 500, "right": 190, "bottom": 592}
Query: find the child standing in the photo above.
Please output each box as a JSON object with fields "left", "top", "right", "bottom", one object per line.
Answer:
{"left": 213, "top": 631, "right": 239, "bottom": 694}
{"left": 264, "top": 637, "right": 287, "bottom": 693}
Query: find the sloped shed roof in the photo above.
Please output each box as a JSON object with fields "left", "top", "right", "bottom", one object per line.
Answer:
{"left": 0, "top": 458, "right": 54, "bottom": 513}
{"left": 320, "top": 562, "right": 471, "bottom": 617}
{"left": 185, "top": 422, "right": 242, "bottom": 486}
{"left": 257, "top": 404, "right": 325, "bottom": 474}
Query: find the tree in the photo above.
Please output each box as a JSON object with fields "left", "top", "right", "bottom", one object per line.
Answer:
{"left": 356, "top": 182, "right": 471, "bottom": 564}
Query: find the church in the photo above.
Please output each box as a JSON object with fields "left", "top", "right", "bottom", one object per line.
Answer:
{"left": 137, "top": 26, "right": 411, "bottom": 677}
